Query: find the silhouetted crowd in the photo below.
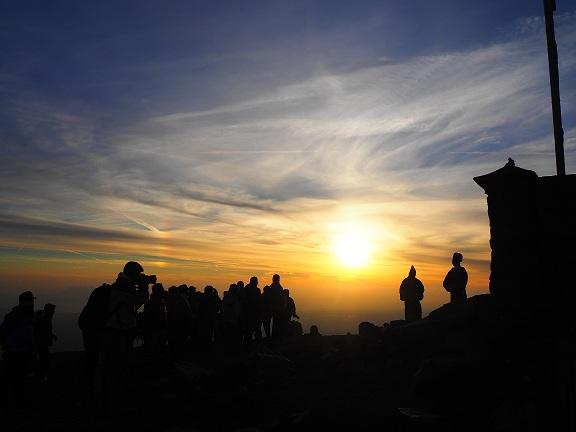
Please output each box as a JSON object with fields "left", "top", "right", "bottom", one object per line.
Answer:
{"left": 73, "top": 262, "right": 302, "bottom": 406}
{"left": 0, "top": 262, "right": 303, "bottom": 411}
{"left": 142, "top": 273, "right": 301, "bottom": 359}
{"left": 1, "top": 255, "right": 468, "bottom": 411}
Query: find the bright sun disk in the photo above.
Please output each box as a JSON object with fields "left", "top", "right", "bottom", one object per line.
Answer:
{"left": 332, "top": 230, "right": 372, "bottom": 268}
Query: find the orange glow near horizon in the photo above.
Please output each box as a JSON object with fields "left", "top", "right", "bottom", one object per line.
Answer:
{"left": 0, "top": 199, "right": 492, "bottom": 334}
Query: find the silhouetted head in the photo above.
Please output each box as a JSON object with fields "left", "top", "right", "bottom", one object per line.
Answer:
{"left": 250, "top": 276, "right": 258, "bottom": 286}
{"left": 263, "top": 285, "right": 270, "bottom": 293}
{"left": 236, "top": 281, "right": 244, "bottom": 289}
{"left": 229, "top": 283, "right": 237, "bottom": 294}
{"left": 44, "top": 303, "right": 56, "bottom": 318}
{"left": 18, "top": 291, "right": 35, "bottom": 310}
{"left": 123, "top": 261, "right": 144, "bottom": 280}
{"left": 409, "top": 265, "right": 416, "bottom": 277}
{"left": 283, "top": 289, "right": 290, "bottom": 297}
{"left": 188, "top": 286, "right": 197, "bottom": 294}
{"left": 272, "top": 274, "right": 280, "bottom": 283}
{"left": 204, "top": 285, "right": 212, "bottom": 294}
{"left": 452, "top": 252, "right": 463, "bottom": 267}
{"left": 310, "top": 325, "right": 320, "bottom": 336}
{"left": 152, "top": 283, "right": 164, "bottom": 295}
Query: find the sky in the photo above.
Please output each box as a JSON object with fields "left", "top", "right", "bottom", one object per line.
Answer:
{"left": 1, "top": 0, "right": 575, "bottom": 334}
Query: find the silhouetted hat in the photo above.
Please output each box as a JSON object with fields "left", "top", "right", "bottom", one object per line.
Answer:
{"left": 19, "top": 291, "right": 36, "bottom": 301}
{"left": 123, "top": 261, "right": 144, "bottom": 277}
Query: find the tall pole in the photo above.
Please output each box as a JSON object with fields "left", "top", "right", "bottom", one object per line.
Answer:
{"left": 543, "top": 0, "right": 565, "bottom": 176}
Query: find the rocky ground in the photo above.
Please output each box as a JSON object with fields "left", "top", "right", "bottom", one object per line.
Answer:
{"left": 2, "top": 297, "right": 572, "bottom": 431}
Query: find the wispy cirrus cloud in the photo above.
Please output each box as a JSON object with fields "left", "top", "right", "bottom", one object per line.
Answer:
{"left": 1, "top": 10, "right": 575, "bottom": 318}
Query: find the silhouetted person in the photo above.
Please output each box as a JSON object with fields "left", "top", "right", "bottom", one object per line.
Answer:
{"left": 222, "top": 283, "right": 242, "bottom": 348}
{"left": 284, "top": 289, "right": 299, "bottom": 320}
{"left": 443, "top": 252, "right": 468, "bottom": 303}
{"left": 0, "top": 291, "right": 37, "bottom": 405}
{"left": 269, "top": 274, "right": 286, "bottom": 340}
{"left": 261, "top": 285, "right": 272, "bottom": 339}
{"left": 167, "top": 284, "right": 192, "bottom": 358}
{"left": 308, "top": 325, "right": 321, "bottom": 337}
{"left": 281, "top": 289, "right": 300, "bottom": 337}
{"left": 187, "top": 285, "right": 201, "bottom": 347}
{"left": 34, "top": 303, "right": 57, "bottom": 382}
{"left": 143, "top": 283, "right": 167, "bottom": 354}
{"left": 244, "top": 276, "right": 262, "bottom": 345}
{"left": 100, "top": 261, "right": 152, "bottom": 409}
{"left": 399, "top": 266, "right": 424, "bottom": 322}
{"left": 78, "top": 282, "right": 112, "bottom": 396}
{"left": 198, "top": 286, "right": 220, "bottom": 348}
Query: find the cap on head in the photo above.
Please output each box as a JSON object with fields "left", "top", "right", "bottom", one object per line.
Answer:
{"left": 19, "top": 291, "right": 36, "bottom": 302}
{"left": 123, "top": 261, "right": 144, "bottom": 278}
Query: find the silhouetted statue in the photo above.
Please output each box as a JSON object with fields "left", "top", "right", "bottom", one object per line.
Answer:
{"left": 0, "top": 291, "right": 37, "bottom": 404}
{"left": 143, "top": 283, "right": 167, "bottom": 354}
{"left": 399, "top": 266, "right": 425, "bottom": 322}
{"left": 99, "top": 261, "right": 153, "bottom": 407}
{"left": 269, "top": 274, "right": 286, "bottom": 340}
{"left": 261, "top": 285, "right": 272, "bottom": 339}
{"left": 443, "top": 252, "right": 468, "bottom": 303}
{"left": 34, "top": 303, "right": 57, "bottom": 382}
{"left": 244, "top": 276, "right": 262, "bottom": 345}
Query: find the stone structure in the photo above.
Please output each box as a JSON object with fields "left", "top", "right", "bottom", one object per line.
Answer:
{"left": 474, "top": 159, "right": 576, "bottom": 318}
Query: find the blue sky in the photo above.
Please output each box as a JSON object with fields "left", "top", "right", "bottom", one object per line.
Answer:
{"left": 0, "top": 1, "right": 575, "bottom": 324}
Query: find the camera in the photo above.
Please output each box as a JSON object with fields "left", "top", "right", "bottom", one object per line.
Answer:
{"left": 137, "top": 273, "right": 157, "bottom": 285}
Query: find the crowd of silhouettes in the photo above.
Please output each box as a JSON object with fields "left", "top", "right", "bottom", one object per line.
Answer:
{"left": 154, "top": 273, "right": 302, "bottom": 358}
{"left": 74, "top": 262, "right": 302, "bottom": 406}
{"left": 399, "top": 252, "right": 468, "bottom": 322}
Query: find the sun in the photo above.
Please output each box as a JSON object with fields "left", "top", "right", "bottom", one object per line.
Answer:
{"left": 331, "top": 230, "right": 372, "bottom": 268}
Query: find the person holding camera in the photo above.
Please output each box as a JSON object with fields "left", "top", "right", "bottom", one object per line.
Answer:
{"left": 99, "top": 261, "right": 154, "bottom": 410}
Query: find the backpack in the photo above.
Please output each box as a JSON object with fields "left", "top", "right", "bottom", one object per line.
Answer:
{"left": 78, "top": 284, "right": 112, "bottom": 332}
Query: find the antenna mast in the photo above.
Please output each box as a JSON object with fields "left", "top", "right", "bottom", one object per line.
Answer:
{"left": 543, "top": 0, "right": 565, "bottom": 176}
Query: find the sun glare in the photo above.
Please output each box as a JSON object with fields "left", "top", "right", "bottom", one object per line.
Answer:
{"left": 332, "top": 230, "right": 372, "bottom": 268}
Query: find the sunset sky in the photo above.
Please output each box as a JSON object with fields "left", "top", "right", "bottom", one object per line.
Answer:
{"left": 1, "top": 0, "right": 575, "bottom": 333}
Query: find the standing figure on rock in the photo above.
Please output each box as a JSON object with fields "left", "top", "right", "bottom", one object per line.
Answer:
{"left": 443, "top": 252, "right": 468, "bottom": 304}
{"left": 399, "top": 266, "right": 425, "bottom": 322}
